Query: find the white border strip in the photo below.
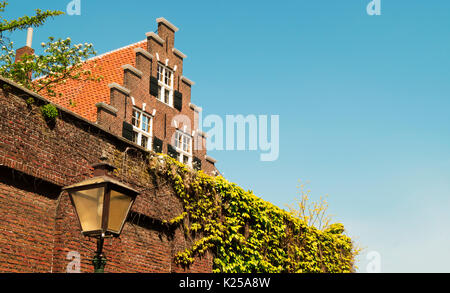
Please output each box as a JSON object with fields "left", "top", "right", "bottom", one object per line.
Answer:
{"left": 205, "top": 155, "right": 217, "bottom": 164}
{"left": 156, "top": 17, "right": 179, "bottom": 32}
{"left": 108, "top": 83, "right": 131, "bottom": 96}
{"left": 181, "top": 76, "right": 195, "bottom": 86}
{"left": 146, "top": 32, "right": 165, "bottom": 45}
{"left": 122, "top": 64, "right": 143, "bottom": 77}
{"left": 89, "top": 40, "right": 147, "bottom": 62}
{"left": 172, "top": 48, "right": 187, "bottom": 59}
{"left": 189, "top": 103, "right": 202, "bottom": 112}
{"left": 134, "top": 47, "right": 153, "bottom": 60}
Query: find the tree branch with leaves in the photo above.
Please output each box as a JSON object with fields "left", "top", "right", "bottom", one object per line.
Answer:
{"left": 0, "top": 37, "right": 102, "bottom": 98}
{"left": 0, "top": 1, "right": 102, "bottom": 120}
{"left": 0, "top": 1, "right": 63, "bottom": 44}
{"left": 286, "top": 180, "right": 332, "bottom": 231}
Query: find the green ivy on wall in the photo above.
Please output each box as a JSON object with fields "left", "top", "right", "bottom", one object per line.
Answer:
{"left": 142, "top": 153, "right": 356, "bottom": 273}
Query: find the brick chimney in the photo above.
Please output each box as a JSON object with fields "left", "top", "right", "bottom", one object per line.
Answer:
{"left": 15, "top": 27, "right": 35, "bottom": 63}
{"left": 14, "top": 27, "right": 35, "bottom": 79}
{"left": 156, "top": 17, "right": 178, "bottom": 51}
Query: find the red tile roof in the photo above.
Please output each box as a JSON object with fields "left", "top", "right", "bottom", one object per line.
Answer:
{"left": 41, "top": 40, "right": 147, "bottom": 122}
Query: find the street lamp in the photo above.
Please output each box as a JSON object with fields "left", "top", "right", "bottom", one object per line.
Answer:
{"left": 63, "top": 162, "right": 139, "bottom": 273}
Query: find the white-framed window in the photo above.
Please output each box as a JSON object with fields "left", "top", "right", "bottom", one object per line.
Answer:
{"left": 156, "top": 63, "right": 173, "bottom": 106}
{"left": 174, "top": 130, "right": 192, "bottom": 166}
{"left": 131, "top": 108, "right": 153, "bottom": 150}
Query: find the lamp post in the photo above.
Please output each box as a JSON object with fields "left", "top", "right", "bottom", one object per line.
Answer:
{"left": 63, "top": 162, "right": 139, "bottom": 273}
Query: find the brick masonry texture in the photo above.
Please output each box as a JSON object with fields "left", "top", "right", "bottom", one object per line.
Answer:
{"left": 0, "top": 78, "right": 212, "bottom": 273}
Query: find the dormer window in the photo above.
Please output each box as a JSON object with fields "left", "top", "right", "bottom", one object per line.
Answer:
{"left": 131, "top": 108, "right": 153, "bottom": 150}
{"left": 157, "top": 64, "right": 173, "bottom": 106}
{"left": 174, "top": 130, "right": 192, "bottom": 166}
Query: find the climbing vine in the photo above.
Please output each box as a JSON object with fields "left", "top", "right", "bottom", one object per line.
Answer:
{"left": 142, "top": 153, "right": 356, "bottom": 273}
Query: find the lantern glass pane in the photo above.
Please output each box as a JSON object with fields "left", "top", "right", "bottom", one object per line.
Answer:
{"left": 107, "top": 189, "right": 134, "bottom": 234}
{"left": 70, "top": 187, "right": 105, "bottom": 233}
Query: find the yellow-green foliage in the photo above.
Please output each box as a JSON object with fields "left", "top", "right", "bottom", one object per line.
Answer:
{"left": 148, "top": 154, "right": 355, "bottom": 273}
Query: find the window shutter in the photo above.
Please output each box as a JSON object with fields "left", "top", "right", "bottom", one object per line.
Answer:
{"left": 150, "top": 76, "right": 158, "bottom": 97}
{"left": 122, "top": 121, "right": 134, "bottom": 141}
{"left": 193, "top": 157, "right": 202, "bottom": 171}
{"left": 152, "top": 137, "right": 163, "bottom": 153}
{"left": 174, "top": 90, "right": 182, "bottom": 111}
{"left": 167, "top": 144, "right": 178, "bottom": 160}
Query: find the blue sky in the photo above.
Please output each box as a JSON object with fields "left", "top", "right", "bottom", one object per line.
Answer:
{"left": 4, "top": 0, "right": 450, "bottom": 272}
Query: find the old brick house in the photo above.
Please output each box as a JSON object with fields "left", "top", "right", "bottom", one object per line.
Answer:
{"left": 39, "top": 17, "right": 218, "bottom": 175}
{"left": 0, "top": 18, "right": 218, "bottom": 273}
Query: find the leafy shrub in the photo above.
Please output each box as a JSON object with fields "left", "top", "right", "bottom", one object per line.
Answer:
{"left": 40, "top": 103, "right": 58, "bottom": 120}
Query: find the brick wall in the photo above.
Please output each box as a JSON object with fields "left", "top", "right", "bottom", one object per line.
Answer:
{"left": 0, "top": 78, "right": 212, "bottom": 273}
